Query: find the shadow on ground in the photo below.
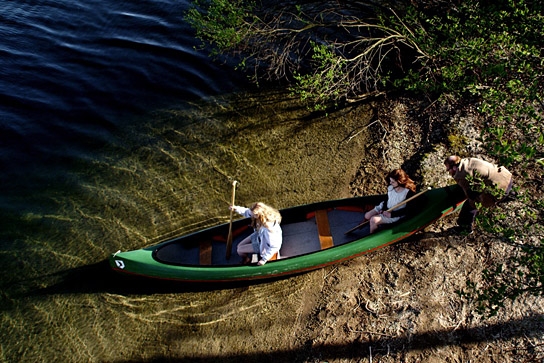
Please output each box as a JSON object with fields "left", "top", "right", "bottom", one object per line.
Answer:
{"left": 110, "top": 313, "right": 544, "bottom": 362}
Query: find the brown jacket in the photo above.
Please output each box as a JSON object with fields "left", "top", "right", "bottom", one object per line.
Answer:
{"left": 454, "top": 158, "right": 513, "bottom": 207}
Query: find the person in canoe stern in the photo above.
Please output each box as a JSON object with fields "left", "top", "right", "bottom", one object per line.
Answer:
{"left": 230, "top": 202, "right": 282, "bottom": 265}
{"left": 444, "top": 155, "right": 513, "bottom": 233}
{"left": 364, "top": 169, "right": 417, "bottom": 234}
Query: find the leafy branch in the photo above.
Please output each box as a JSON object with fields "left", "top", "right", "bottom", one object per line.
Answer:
{"left": 186, "top": 0, "right": 432, "bottom": 108}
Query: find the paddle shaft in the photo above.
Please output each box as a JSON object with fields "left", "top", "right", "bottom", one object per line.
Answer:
{"left": 225, "top": 180, "right": 238, "bottom": 259}
{"left": 344, "top": 187, "right": 431, "bottom": 234}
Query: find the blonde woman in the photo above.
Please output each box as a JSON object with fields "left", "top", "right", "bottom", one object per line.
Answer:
{"left": 364, "top": 169, "right": 417, "bottom": 234}
{"left": 230, "top": 202, "right": 282, "bottom": 265}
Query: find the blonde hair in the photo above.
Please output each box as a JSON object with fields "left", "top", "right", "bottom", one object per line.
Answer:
{"left": 249, "top": 202, "right": 282, "bottom": 230}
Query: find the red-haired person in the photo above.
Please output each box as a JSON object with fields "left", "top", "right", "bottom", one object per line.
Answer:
{"left": 364, "top": 169, "right": 417, "bottom": 234}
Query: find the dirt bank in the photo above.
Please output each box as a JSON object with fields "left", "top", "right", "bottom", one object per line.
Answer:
{"left": 283, "top": 96, "right": 544, "bottom": 362}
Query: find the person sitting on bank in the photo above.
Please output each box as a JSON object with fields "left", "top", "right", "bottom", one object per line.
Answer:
{"left": 230, "top": 202, "right": 282, "bottom": 266}
{"left": 363, "top": 169, "right": 417, "bottom": 234}
{"left": 444, "top": 155, "right": 513, "bottom": 232}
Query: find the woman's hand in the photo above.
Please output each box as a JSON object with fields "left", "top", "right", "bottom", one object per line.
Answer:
{"left": 382, "top": 211, "right": 391, "bottom": 218}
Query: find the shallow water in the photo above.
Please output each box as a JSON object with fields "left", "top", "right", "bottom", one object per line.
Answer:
{"left": 0, "top": 89, "right": 373, "bottom": 361}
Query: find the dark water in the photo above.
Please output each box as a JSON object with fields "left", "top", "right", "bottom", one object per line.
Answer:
{"left": 0, "top": 0, "right": 249, "bottom": 270}
{"left": 0, "top": 0, "right": 243, "bottom": 199}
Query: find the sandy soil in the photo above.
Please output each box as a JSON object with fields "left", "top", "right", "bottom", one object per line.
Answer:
{"left": 275, "top": 96, "right": 544, "bottom": 362}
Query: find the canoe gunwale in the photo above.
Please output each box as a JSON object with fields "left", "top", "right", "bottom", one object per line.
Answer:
{"left": 109, "top": 186, "right": 466, "bottom": 283}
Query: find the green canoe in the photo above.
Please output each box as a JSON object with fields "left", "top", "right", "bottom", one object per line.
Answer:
{"left": 109, "top": 185, "right": 465, "bottom": 283}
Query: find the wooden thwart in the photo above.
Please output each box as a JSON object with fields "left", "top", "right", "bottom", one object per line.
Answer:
{"left": 199, "top": 240, "right": 212, "bottom": 265}
{"left": 251, "top": 251, "right": 279, "bottom": 263}
{"left": 315, "top": 209, "right": 334, "bottom": 249}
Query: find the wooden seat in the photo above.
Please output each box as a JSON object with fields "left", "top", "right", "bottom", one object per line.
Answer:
{"left": 199, "top": 240, "right": 212, "bottom": 265}
{"left": 315, "top": 209, "right": 334, "bottom": 249}
{"left": 251, "top": 251, "right": 279, "bottom": 263}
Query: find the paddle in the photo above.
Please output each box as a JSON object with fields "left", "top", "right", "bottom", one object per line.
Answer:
{"left": 344, "top": 187, "right": 431, "bottom": 235}
{"left": 225, "top": 180, "right": 238, "bottom": 259}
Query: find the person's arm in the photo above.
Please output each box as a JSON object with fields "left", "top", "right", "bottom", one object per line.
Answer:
{"left": 390, "top": 190, "right": 416, "bottom": 218}
{"left": 455, "top": 178, "right": 480, "bottom": 209}
{"left": 231, "top": 205, "right": 252, "bottom": 218}
{"left": 375, "top": 195, "right": 388, "bottom": 212}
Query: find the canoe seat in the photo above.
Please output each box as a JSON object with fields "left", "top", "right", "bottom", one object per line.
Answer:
{"left": 315, "top": 209, "right": 334, "bottom": 249}
{"left": 199, "top": 240, "right": 212, "bottom": 265}
{"left": 251, "top": 251, "right": 279, "bottom": 263}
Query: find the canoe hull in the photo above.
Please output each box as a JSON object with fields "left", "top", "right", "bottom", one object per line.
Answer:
{"left": 109, "top": 186, "right": 465, "bottom": 283}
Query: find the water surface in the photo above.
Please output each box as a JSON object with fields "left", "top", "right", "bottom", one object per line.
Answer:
{"left": 0, "top": 1, "right": 374, "bottom": 361}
